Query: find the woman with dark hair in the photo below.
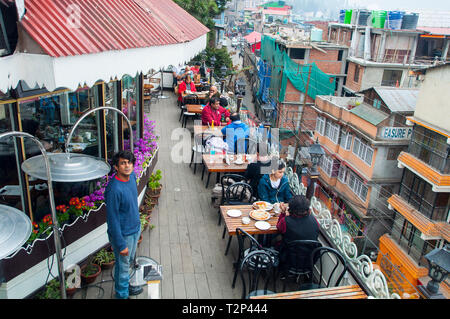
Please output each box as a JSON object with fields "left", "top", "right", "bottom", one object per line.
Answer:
{"left": 276, "top": 195, "right": 320, "bottom": 244}
{"left": 257, "top": 159, "right": 293, "bottom": 204}
{"left": 178, "top": 75, "right": 197, "bottom": 104}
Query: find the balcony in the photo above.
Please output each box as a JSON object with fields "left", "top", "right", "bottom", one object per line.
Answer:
{"left": 397, "top": 151, "right": 450, "bottom": 192}
{"left": 407, "top": 141, "right": 450, "bottom": 175}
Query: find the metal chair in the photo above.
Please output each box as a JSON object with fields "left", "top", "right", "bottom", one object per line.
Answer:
{"left": 179, "top": 94, "right": 198, "bottom": 124}
{"left": 278, "top": 239, "right": 322, "bottom": 292}
{"left": 217, "top": 174, "right": 248, "bottom": 225}
{"left": 300, "top": 246, "right": 348, "bottom": 290}
{"left": 232, "top": 228, "right": 279, "bottom": 290}
{"left": 190, "top": 133, "right": 213, "bottom": 174}
{"left": 239, "top": 250, "right": 276, "bottom": 299}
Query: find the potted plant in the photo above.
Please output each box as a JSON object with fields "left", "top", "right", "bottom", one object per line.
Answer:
{"left": 147, "top": 169, "right": 162, "bottom": 197}
{"left": 140, "top": 214, "right": 149, "bottom": 231}
{"left": 35, "top": 279, "right": 61, "bottom": 299}
{"left": 80, "top": 255, "right": 101, "bottom": 284}
{"left": 93, "top": 248, "right": 115, "bottom": 269}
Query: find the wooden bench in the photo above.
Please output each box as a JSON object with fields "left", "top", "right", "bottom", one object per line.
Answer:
{"left": 249, "top": 285, "right": 368, "bottom": 299}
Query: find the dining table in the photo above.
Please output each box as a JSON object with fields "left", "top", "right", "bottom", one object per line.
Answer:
{"left": 249, "top": 284, "right": 368, "bottom": 299}
{"left": 186, "top": 104, "right": 204, "bottom": 115}
{"left": 220, "top": 204, "right": 280, "bottom": 255}
{"left": 193, "top": 125, "right": 223, "bottom": 137}
{"left": 201, "top": 154, "right": 256, "bottom": 188}
{"left": 182, "top": 91, "right": 209, "bottom": 104}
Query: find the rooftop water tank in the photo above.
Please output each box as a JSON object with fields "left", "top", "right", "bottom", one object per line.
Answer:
{"left": 339, "top": 9, "right": 346, "bottom": 23}
{"left": 401, "top": 13, "right": 419, "bottom": 30}
{"left": 358, "top": 9, "right": 371, "bottom": 26}
{"left": 344, "top": 9, "right": 352, "bottom": 24}
{"left": 371, "top": 10, "right": 387, "bottom": 28}
{"left": 311, "top": 28, "right": 323, "bottom": 42}
{"left": 387, "top": 11, "right": 404, "bottom": 30}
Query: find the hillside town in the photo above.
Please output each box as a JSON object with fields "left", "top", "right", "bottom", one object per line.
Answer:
{"left": 0, "top": 0, "right": 448, "bottom": 303}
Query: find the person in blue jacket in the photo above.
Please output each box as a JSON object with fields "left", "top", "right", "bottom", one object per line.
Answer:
{"left": 257, "top": 159, "right": 293, "bottom": 204}
{"left": 105, "top": 150, "right": 142, "bottom": 299}
{"left": 221, "top": 112, "right": 250, "bottom": 153}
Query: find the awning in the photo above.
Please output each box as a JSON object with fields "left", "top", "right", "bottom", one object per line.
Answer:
{"left": 0, "top": 0, "right": 209, "bottom": 92}
{"left": 0, "top": 34, "right": 207, "bottom": 92}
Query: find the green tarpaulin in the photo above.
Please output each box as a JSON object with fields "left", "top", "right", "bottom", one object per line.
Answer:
{"left": 261, "top": 35, "right": 336, "bottom": 102}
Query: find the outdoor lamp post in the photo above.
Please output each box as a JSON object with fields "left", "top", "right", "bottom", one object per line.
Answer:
{"left": 236, "top": 78, "right": 246, "bottom": 112}
{"left": 209, "top": 56, "right": 216, "bottom": 84}
{"left": 220, "top": 65, "right": 228, "bottom": 93}
{"left": 305, "top": 139, "right": 325, "bottom": 199}
{"left": 418, "top": 245, "right": 449, "bottom": 299}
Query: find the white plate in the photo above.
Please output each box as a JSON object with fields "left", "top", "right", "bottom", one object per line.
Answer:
{"left": 234, "top": 160, "right": 244, "bottom": 165}
{"left": 227, "top": 209, "right": 242, "bottom": 218}
{"left": 252, "top": 201, "right": 273, "bottom": 211}
{"left": 254, "top": 221, "right": 271, "bottom": 231}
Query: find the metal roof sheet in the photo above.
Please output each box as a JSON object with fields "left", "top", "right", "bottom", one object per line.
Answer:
{"left": 134, "top": 0, "right": 210, "bottom": 43}
{"left": 350, "top": 103, "right": 389, "bottom": 126}
{"left": 372, "top": 87, "right": 419, "bottom": 113}
{"left": 19, "top": 0, "right": 208, "bottom": 58}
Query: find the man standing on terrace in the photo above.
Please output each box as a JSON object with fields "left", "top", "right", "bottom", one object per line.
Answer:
{"left": 105, "top": 150, "right": 142, "bottom": 299}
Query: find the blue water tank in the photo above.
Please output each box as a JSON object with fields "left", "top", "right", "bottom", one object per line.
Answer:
{"left": 339, "top": 9, "right": 346, "bottom": 23}
{"left": 387, "top": 11, "right": 404, "bottom": 30}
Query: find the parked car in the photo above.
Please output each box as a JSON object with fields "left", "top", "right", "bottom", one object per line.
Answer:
{"left": 231, "top": 38, "right": 238, "bottom": 48}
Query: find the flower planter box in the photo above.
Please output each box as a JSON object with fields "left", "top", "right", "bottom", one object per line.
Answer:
{"left": 0, "top": 148, "right": 159, "bottom": 284}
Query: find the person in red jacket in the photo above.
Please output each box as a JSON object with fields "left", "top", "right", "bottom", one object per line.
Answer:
{"left": 201, "top": 97, "right": 230, "bottom": 126}
{"left": 178, "top": 75, "right": 196, "bottom": 104}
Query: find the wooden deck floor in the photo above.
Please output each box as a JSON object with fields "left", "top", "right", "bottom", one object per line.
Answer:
{"left": 74, "top": 91, "right": 298, "bottom": 299}
{"left": 74, "top": 93, "right": 243, "bottom": 299}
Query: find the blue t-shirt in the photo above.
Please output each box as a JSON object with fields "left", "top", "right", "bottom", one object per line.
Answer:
{"left": 105, "top": 172, "right": 140, "bottom": 252}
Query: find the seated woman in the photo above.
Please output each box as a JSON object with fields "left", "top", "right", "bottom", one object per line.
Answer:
{"left": 257, "top": 159, "right": 293, "bottom": 204}
{"left": 275, "top": 195, "right": 320, "bottom": 273}
{"left": 178, "top": 75, "right": 197, "bottom": 105}
{"left": 276, "top": 195, "right": 320, "bottom": 244}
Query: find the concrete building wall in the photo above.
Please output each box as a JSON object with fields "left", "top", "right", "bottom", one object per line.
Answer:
{"left": 413, "top": 64, "right": 450, "bottom": 133}
{"left": 371, "top": 145, "right": 406, "bottom": 181}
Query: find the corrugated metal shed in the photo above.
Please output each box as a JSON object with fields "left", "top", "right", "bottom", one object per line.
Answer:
{"left": 373, "top": 87, "right": 419, "bottom": 113}
{"left": 350, "top": 103, "right": 389, "bottom": 126}
{"left": 19, "top": 0, "right": 208, "bottom": 58}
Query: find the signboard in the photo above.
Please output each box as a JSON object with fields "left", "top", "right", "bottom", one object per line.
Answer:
{"left": 380, "top": 127, "right": 413, "bottom": 140}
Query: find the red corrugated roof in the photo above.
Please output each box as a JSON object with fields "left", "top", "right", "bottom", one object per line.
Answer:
{"left": 20, "top": 0, "right": 208, "bottom": 57}
{"left": 135, "top": 0, "right": 210, "bottom": 43}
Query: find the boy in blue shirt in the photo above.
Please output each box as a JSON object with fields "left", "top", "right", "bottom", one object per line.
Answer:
{"left": 105, "top": 150, "right": 142, "bottom": 299}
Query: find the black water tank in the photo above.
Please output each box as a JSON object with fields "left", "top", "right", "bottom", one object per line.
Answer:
{"left": 401, "top": 13, "right": 419, "bottom": 30}
{"left": 358, "top": 10, "right": 371, "bottom": 26}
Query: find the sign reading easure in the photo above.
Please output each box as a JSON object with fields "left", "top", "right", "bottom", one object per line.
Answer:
{"left": 380, "top": 127, "right": 413, "bottom": 140}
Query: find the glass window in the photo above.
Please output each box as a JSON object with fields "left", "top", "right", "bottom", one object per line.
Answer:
{"left": 315, "top": 116, "right": 325, "bottom": 136}
{"left": 122, "top": 74, "right": 138, "bottom": 147}
{"left": 105, "top": 81, "right": 119, "bottom": 160}
{"left": 19, "top": 86, "right": 105, "bottom": 223}
{"left": 0, "top": 102, "right": 24, "bottom": 211}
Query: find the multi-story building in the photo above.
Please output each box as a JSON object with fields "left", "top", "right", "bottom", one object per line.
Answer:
{"left": 300, "top": 86, "right": 419, "bottom": 251}
{"left": 380, "top": 63, "right": 449, "bottom": 298}
{"left": 327, "top": 13, "right": 450, "bottom": 96}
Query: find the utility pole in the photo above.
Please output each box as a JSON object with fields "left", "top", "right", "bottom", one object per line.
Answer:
{"left": 292, "top": 64, "right": 312, "bottom": 173}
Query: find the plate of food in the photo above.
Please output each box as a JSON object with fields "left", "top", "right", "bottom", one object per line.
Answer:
{"left": 252, "top": 201, "right": 273, "bottom": 211}
{"left": 234, "top": 158, "right": 244, "bottom": 165}
{"left": 249, "top": 209, "right": 271, "bottom": 221}
{"left": 227, "top": 209, "right": 242, "bottom": 218}
{"left": 254, "top": 221, "right": 271, "bottom": 231}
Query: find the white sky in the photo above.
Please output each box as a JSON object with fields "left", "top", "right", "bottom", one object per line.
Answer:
{"left": 347, "top": 0, "right": 450, "bottom": 11}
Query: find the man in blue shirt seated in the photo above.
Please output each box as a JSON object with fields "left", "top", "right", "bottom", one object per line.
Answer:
{"left": 105, "top": 150, "right": 142, "bottom": 299}
{"left": 221, "top": 113, "right": 250, "bottom": 154}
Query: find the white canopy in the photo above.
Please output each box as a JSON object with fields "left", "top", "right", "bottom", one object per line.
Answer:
{"left": 0, "top": 34, "right": 207, "bottom": 93}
